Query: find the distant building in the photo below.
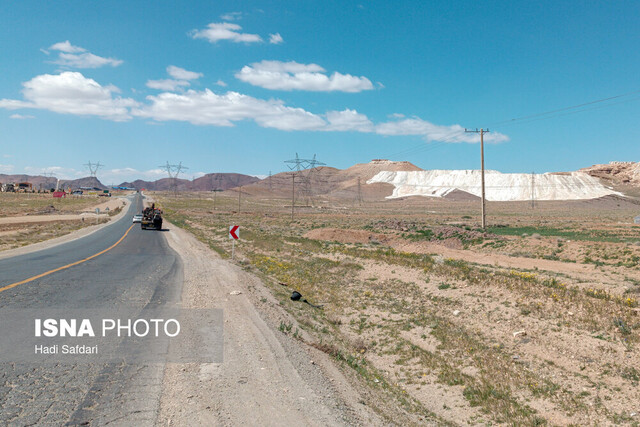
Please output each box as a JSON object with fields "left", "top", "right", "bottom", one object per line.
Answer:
{"left": 16, "top": 182, "right": 33, "bottom": 192}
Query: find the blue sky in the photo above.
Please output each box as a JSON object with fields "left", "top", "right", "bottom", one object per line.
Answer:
{"left": 1, "top": 0, "right": 639, "bottom": 183}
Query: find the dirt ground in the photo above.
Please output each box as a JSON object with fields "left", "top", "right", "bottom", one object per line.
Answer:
{"left": 4, "top": 187, "right": 638, "bottom": 424}
{"left": 158, "top": 223, "right": 384, "bottom": 426}
{"left": 154, "top": 190, "right": 640, "bottom": 425}
{"left": 0, "top": 194, "right": 129, "bottom": 252}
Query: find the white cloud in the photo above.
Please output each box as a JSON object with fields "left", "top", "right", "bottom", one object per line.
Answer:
{"left": 325, "top": 109, "right": 374, "bottom": 132}
{"left": 0, "top": 72, "right": 138, "bottom": 121}
{"left": 147, "top": 66, "right": 203, "bottom": 92}
{"left": 0, "top": 70, "right": 508, "bottom": 144}
{"left": 132, "top": 89, "right": 326, "bottom": 130}
{"left": 146, "top": 79, "right": 190, "bottom": 91}
{"left": 215, "top": 80, "right": 227, "bottom": 87}
{"left": 19, "top": 166, "right": 172, "bottom": 183}
{"left": 269, "top": 33, "right": 283, "bottom": 44}
{"left": 9, "top": 113, "right": 35, "bottom": 119}
{"left": 375, "top": 118, "right": 509, "bottom": 143}
{"left": 49, "top": 40, "right": 86, "bottom": 53}
{"left": 0, "top": 164, "right": 15, "bottom": 173}
{"left": 24, "top": 165, "right": 84, "bottom": 180}
{"left": 220, "top": 12, "right": 242, "bottom": 21}
{"left": 167, "top": 65, "right": 203, "bottom": 81}
{"left": 54, "top": 52, "right": 123, "bottom": 68}
{"left": 45, "top": 41, "right": 123, "bottom": 68}
{"left": 131, "top": 86, "right": 507, "bottom": 143}
{"left": 235, "top": 60, "right": 374, "bottom": 92}
{"left": 191, "top": 22, "right": 262, "bottom": 43}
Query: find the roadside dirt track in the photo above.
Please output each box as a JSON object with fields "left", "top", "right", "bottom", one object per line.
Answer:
{"left": 0, "top": 197, "right": 126, "bottom": 225}
{"left": 158, "top": 224, "right": 382, "bottom": 426}
{"left": 0, "top": 197, "right": 130, "bottom": 260}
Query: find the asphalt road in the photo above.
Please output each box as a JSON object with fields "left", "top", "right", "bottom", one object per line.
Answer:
{"left": 0, "top": 193, "right": 183, "bottom": 426}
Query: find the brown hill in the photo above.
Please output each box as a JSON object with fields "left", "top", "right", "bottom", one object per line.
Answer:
{"left": 241, "top": 159, "right": 422, "bottom": 201}
{"left": 341, "top": 159, "right": 423, "bottom": 180}
{"left": 0, "top": 174, "right": 58, "bottom": 190}
{"left": 579, "top": 161, "right": 640, "bottom": 185}
{"left": 192, "top": 173, "right": 261, "bottom": 191}
{"left": 62, "top": 176, "right": 108, "bottom": 190}
{"left": 119, "top": 173, "right": 260, "bottom": 191}
{"left": 0, "top": 175, "right": 107, "bottom": 190}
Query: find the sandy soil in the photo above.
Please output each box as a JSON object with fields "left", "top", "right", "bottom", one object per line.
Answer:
{"left": 157, "top": 224, "right": 382, "bottom": 426}
{"left": 0, "top": 197, "right": 126, "bottom": 225}
{"left": 304, "top": 227, "right": 640, "bottom": 296}
{"left": 140, "top": 190, "right": 640, "bottom": 424}
{"left": 0, "top": 197, "right": 129, "bottom": 260}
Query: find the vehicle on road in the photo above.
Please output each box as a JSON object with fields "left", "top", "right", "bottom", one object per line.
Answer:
{"left": 132, "top": 214, "right": 143, "bottom": 223}
{"left": 140, "top": 204, "right": 162, "bottom": 230}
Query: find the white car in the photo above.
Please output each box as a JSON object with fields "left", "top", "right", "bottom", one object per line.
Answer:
{"left": 132, "top": 214, "right": 143, "bottom": 223}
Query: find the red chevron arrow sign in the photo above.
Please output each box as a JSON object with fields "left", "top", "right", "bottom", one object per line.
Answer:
{"left": 229, "top": 225, "right": 239, "bottom": 240}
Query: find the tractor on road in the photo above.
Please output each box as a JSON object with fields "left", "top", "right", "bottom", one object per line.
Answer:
{"left": 141, "top": 203, "right": 163, "bottom": 230}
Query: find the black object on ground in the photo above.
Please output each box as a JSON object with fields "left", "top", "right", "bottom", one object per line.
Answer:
{"left": 290, "top": 291, "right": 322, "bottom": 308}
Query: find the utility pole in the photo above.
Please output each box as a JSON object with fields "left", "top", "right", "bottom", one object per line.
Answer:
{"left": 42, "top": 171, "right": 57, "bottom": 192}
{"left": 237, "top": 186, "right": 242, "bottom": 212}
{"left": 531, "top": 171, "right": 535, "bottom": 209}
{"left": 357, "top": 177, "right": 363, "bottom": 205}
{"left": 212, "top": 189, "right": 222, "bottom": 210}
{"left": 465, "top": 128, "right": 489, "bottom": 229}
{"left": 268, "top": 171, "right": 272, "bottom": 191}
{"left": 291, "top": 173, "right": 295, "bottom": 220}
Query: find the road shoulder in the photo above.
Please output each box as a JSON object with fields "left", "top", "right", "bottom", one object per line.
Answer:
{"left": 158, "top": 223, "right": 382, "bottom": 426}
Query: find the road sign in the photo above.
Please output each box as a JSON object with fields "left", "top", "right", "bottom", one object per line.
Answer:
{"left": 229, "top": 225, "right": 239, "bottom": 260}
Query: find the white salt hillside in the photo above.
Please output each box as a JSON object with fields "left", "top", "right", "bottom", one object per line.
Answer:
{"left": 367, "top": 170, "right": 623, "bottom": 201}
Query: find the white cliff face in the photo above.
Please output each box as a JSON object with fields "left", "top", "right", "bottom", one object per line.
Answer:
{"left": 367, "top": 170, "right": 622, "bottom": 201}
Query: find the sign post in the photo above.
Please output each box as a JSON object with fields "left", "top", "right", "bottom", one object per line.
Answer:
{"left": 229, "top": 225, "right": 239, "bottom": 259}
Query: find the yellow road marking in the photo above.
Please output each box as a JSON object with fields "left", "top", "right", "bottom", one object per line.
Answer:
{"left": 0, "top": 224, "right": 135, "bottom": 294}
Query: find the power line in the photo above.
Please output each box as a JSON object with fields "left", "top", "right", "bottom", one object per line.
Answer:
{"left": 159, "top": 161, "right": 188, "bottom": 197}
{"left": 382, "top": 88, "right": 640, "bottom": 162}
{"left": 84, "top": 161, "right": 103, "bottom": 178}
{"left": 490, "top": 89, "right": 640, "bottom": 127}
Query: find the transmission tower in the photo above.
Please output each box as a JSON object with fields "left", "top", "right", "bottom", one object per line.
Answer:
{"left": 84, "top": 161, "right": 103, "bottom": 178}
{"left": 159, "top": 161, "right": 189, "bottom": 196}
{"left": 284, "top": 153, "right": 325, "bottom": 206}
{"left": 41, "top": 171, "right": 57, "bottom": 191}
{"left": 284, "top": 153, "right": 326, "bottom": 216}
